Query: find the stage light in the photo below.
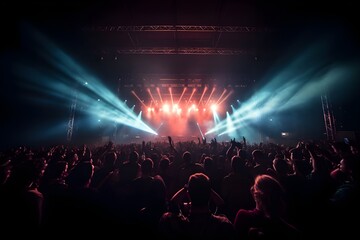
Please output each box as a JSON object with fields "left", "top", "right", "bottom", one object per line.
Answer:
{"left": 163, "top": 104, "right": 170, "bottom": 113}
{"left": 210, "top": 104, "right": 217, "bottom": 112}
{"left": 172, "top": 104, "right": 179, "bottom": 112}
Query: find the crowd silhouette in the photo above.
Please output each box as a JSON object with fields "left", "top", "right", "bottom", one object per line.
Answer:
{"left": 0, "top": 136, "right": 359, "bottom": 239}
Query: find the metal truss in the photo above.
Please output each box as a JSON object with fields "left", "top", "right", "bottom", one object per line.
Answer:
{"left": 116, "top": 47, "right": 249, "bottom": 55}
{"left": 67, "top": 91, "right": 78, "bottom": 142}
{"left": 85, "top": 25, "right": 265, "bottom": 55}
{"left": 321, "top": 94, "right": 336, "bottom": 142}
{"left": 83, "top": 25, "right": 271, "bottom": 33}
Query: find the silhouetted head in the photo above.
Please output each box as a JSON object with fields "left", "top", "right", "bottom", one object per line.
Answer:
{"left": 67, "top": 161, "right": 94, "bottom": 188}
{"left": 159, "top": 157, "right": 170, "bottom": 171}
{"left": 141, "top": 158, "right": 154, "bottom": 175}
{"left": 203, "top": 157, "right": 214, "bottom": 171}
{"left": 252, "top": 149, "right": 266, "bottom": 164}
{"left": 182, "top": 151, "right": 192, "bottom": 163}
{"left": 187, "top": 173, "right": 211, "bottom": 207}
{"left": 129, "top": 151, "right": 139, "bottom": 162}
{"left": 273, "top": 158, "right": 290, "bottom": 175}
{"left": 251, "top": 174, "right": 286, "bottom": 218}
{"left": 231, "top": 155, "right": 247, "bottom": 173}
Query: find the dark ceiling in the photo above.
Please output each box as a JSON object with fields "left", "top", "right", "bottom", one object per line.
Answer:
{"left": 3, "top": 0, "right": 358, "bottom": 82}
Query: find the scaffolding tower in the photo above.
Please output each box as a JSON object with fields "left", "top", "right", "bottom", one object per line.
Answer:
{"left": 67, "top": 91, "right": 78, "bottom": 142}
{"left": 321, "top": 94, "right": 336, "bottom": 142}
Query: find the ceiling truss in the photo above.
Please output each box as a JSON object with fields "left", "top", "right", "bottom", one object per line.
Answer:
{"left": 114, "top": 47, "right": 250, "bottom": 55}
{"left": 83, "top": 25, "right": 271, "bottom": 33}
{"left": 86, "top": 25, "right": 271, "bottom": 55}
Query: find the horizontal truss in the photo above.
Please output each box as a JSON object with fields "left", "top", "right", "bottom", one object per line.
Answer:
{"left": 115, "top": 47, "right": 250, "bottom": 55}
{"left": 86, "top": 25, "right": 267, "bottom": 55}
{"left": 83, "top": 25, "right": 272, "bottom": 33}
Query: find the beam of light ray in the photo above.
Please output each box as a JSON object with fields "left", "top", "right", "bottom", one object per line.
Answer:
{"left": 156, "top": 87, "right": 163, "bottom": 104}
{"left": 177, "top": 87, "right": 187, "bottom": 105}
{"left": 80, "top": 100, "right": 157, "bottom": 135}
{"left": 156, "top": 122, "right": 164, "bottom": 131}
{"left": 218, "top": 122, "right": 258, "bottom": 142}
{"left": 131, "top": 91, "right": 148, "bottom": 108}
{"left": 205, "top": 27, "right": 360, "bottom": 139}
{"left": 218, "top": 116, "right": 249, "bottom": 136}
{"left": 215, "top": 88, "right": 227, "bottom": 105}
{"left": 196, "top": 122, "right": 204, "bottom": 139}
{"left": 28, "top": 121, "right": 69, "bottom": 142}
{"left": 207, "top": 82, "right": 311, "bottom": 135}
{"left": 169, "top": 87, "right": 174, "bottom": 106}
{"left": 15, "top": 66, "right": 77, "bottom": 106}
{"left": 205, "top": 96, "right": 278, "bottom": 135}
{"left": 205, "top": 87, "right": 216, "bottom": 106}
{"left": 187, "top": 88, "right": 196, "bottom": 105}
{"left": 207, "top": 48, "right": 360, "bottom": 138}
{"left": 15, "top": 27, "right": 158, "bottom": 136}
{"left": 147, "top": 88, "right": 156, "bottom": 104}
{"left": 213, "top": 111, "right": 220, "bottom": 125}
{"left": 198, "top": 86, "right": 208, "bottom": 106}
{"left": 206, "top": 113, "right": 233, "bottom": 135}
{"left": 278, "top": 65, "right": 356, "bottom": 111}
{"left": 22, "top": 31, "right": 144, "bottom": 122}
{"left": 137, "top": 111, "right": 142, "bottom": 120}
{"left": 218, "top": 90, "right": 233, "bottom": 105}
{"left": 206, "top": 111, "right": 221, "bottom": 136}
{"left": 224, "top": 112, "right": 237, "bottom": 138}
{"left": 207, "top": 107, "right": 264, "bottom": 135}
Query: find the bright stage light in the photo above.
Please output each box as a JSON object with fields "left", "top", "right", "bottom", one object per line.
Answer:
{"left": 163, "top": 104, "right": 170, "bottom": 113}
{"left": 210, "top": 104, "right": 218, "bottom": 112}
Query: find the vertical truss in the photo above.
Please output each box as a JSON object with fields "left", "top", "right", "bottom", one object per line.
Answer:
{"left": 67, "top": 91, "right": 78, "bottom": 142}
{"left": 321, "top": 94, "right": 336, "bottom": 142}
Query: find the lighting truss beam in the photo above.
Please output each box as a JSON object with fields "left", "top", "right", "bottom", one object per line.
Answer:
{"left": 83, "top": 25, "right": 271, "bottom": 33}
{"left": 115, "top": 47, "right": 249, "bottom": 55}
{"left": 321, "top": 95, "right": 336, "bottom": 142}
{"left": 67, "top": 91, "right": 78, "bottom": 142}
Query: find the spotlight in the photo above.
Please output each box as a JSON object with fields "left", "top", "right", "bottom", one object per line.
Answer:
{"left": 210, "top": 104, "right": 217, "bottom": 111}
